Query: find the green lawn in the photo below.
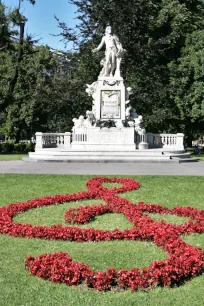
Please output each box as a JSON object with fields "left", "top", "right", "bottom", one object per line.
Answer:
{"left": 0, "top": 154, "right": 28, "bottom": 160}
{"left": 189, "top": 153, "right": 204, "bottom": 161}
{"left": 195, "top": 154, "right": 204, "bottom": 161}
{"left": 0, "top": 174, "right": 203, "bottom": 306}
{"left": 187, "top": 147, "right": 204, "bottom": 161}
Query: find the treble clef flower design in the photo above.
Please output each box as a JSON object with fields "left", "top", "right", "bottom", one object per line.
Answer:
{"left": 0, "top": 177, "right": 203, "bottom": 291}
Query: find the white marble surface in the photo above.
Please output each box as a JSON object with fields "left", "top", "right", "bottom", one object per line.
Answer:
{"left": 92, "top": 26, "right": 125, "bottom": 78}
{"left": 95, "top": 77, "right": 126, "bottom": 120}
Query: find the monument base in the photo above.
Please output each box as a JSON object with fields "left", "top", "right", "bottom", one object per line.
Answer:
{"left": 28, "top": 148, "right": 196, "bottom": 163}
{"left": 71, "top": 143, "right": 136, "bottom": 150}
{"left": 28, "top": 130, "right": 194, "bottom": 163}
{"left": 72, "top": 127, "right": 136, "bottom": 150}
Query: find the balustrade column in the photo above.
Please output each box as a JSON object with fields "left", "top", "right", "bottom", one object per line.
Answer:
{"left": 64, "top": 132, "right": 71, "bottom": 149}
{"left": 176, "top": 133, "right": 184, "bottom": 150}
{"left": 35, "top": 132, "right": 43, "bottom": 149}
{"left": 58, "top": 135, "right": 64, "bottom": 147}
{"left": 161, "top": 136, "right": 165, "bottom": 146}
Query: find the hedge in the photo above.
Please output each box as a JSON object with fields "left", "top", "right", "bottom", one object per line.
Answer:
{"left": 0, "top": 142, "right": 35, "bottom": 154}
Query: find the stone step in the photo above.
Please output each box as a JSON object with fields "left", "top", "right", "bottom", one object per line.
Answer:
{"left": 26, "top": 154, "right": 196, "bottom": 163}
{"left": 163, "top": 153, "right": 191, "bottom": 159}
{"left": 27, "top": 149, "right": 197, "bottom": 163}
{"left": 29, "top": 153, "right": 171, "bottom": 160}
{"left": 171, "top": 157, "right": 198, "bottom": 163}
{"left": 24, "top": 157, "right": 181, "bottom": 163}
{"left": 31, "top": 150, "right": 185, "bottom": 157}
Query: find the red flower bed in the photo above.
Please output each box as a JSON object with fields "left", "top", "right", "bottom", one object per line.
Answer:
{"left": 0, "top": 177, "right": 204, "bottom": 291}
{"left": 65, "top": 204, "right": 112, "bottom": 224}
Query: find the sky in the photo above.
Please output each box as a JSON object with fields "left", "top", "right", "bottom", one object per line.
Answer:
{"left": 3, "top": 0, "right": 77, "bottom": 50}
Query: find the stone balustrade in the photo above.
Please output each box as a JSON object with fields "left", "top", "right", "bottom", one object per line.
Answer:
{"left": 138, "top": 132, "right": 147, "bottom": 143}
{"left": 72, "top": 133, "right": 87, "bottom": 142}
{"left": 35, "top": 132, "right": 184, "bottom": 151}
{"left": 147, "top": 133, "right": 184, "bottom": 150}
{"left": 35, "top": 132, "right": 71, "bottom": 149}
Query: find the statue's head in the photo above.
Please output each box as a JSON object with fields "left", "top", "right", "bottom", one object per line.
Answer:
{"left": 127, "top": 87, "right": 133, "bottom": 95}
{"left": 105, "top": 26, "right": 112, "bottom": 35}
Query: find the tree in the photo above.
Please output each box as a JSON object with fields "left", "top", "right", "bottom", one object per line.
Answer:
{"left": 0, "top": 2, "right": 11, "bottom": 51}
{"left": 169, "top": 30, "right": 204, "bottom": 146}
{"left": 45, "top": 49, "right": 97, "bottom": 133}
{"left": 2, "top": 45, "right": 58, "bottom": 141}
{"left": 1, "top": 45, "right": 92, "bottom": 140}
{"left": 56, "top": 0, "right": 204, "bottom": 139}
{"left": 0, "top": 0, "right": 36, "bottom": 111}
{"left": 0, "top": 0, "right": 91, "bottom": 140}
{"left": 0, "top": 0, "right": 44, "bottom": 141}
{"left": 0, "top": 3, "right": 15, "bottom": 133}
{"left": 2, "top": 0, "right": 204, "bottom": 143}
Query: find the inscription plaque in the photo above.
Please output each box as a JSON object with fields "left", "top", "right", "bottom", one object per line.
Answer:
{"left": 100, "top": 90, "right": 121, "bottom": 119}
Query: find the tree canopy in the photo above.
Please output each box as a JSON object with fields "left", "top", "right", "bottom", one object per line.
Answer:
{"left": 55, "top": 0, "right": 204, "bottom": 143}
{"left": 0, "top": 0, "right": 204, "bottom": 144}
{"left": 0, "top": 1, "right": 78, "bottom": 140}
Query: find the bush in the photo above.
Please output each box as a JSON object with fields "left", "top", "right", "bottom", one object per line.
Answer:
{"left": 0, "top": 142, "right": 35, "bottom": 154}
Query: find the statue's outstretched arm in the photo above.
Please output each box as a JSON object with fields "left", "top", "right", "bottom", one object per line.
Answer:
{"left": 92, "top": 37, "right": 105, "bottom": 53}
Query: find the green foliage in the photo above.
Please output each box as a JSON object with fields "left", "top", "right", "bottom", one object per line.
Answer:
{"left": 57, "top": 0, "right": 204, "bottom": 139}
{"left": 0, "top": 3, "right": 11, "bottom": 50}
{"left": 0, "top": 2, "right": 95, "bottom": 139}
{"left": 0, "top": 141, "right": 34, "bottom": 153}
{"left": 169, "top": 30, "right": 204, "bottom": 142}
{"left": 1, "top": 0, "right": 204, "bottom": 143}
{"left": 0, "top": 44, "right": 58, "bottom": 139}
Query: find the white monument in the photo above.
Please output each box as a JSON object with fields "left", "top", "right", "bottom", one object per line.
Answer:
{"left": 72, "top": 26, "right": 148, "bottom": 151}
{"left": 29, "top": 26, "right": 188, "bottom": 163}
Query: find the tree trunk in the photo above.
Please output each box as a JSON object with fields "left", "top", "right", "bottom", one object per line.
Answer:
{"left": 9, "top": 22, "right": 25, "bottom": 94}
{"left": 0, "top": 22, "right": 25, "bottom": 112}
{"left": 186, "top": 135, "right": 193, "bottom": 148}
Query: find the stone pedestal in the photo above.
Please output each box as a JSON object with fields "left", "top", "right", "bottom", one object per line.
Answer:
{"left": 139, "top": 142, "right": 149, "bottom": 150}
{"left": 64, "top": 132, "right": 71, "bottom": 149}
{"left": 176, "top": 133, "right": 185, "bottom": 150}
{"left": 35, "top": 132, "right": 43, "bottom": 149}
{"left": 71, "top": 127, "right": 136, "bottom": 151}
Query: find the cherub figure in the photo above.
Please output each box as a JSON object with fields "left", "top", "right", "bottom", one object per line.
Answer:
{"left": 134, "top": 115, "right": 146, "bottom": 135}
{"left": 125, "top": 105, "right": 132, "bottom": 118}
{"left": 85, "top": 81, "right": 98, "bottom": 103}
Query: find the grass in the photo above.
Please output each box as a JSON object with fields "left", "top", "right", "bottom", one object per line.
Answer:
{"left": 190, "top": 153, "right": 204, "bottom": 161}
{"left": 187, "top": 147, "right": 204, "bottom": 161}
{"left": 196, "top": 154, "right": 204, "bottom": 161}
{"left": 146, "top": 213, "right": 189, "bottom": 224}
{"left": 0, "top": 174, "right": 203, "bottom": 306}
{"left": 0, "top": 154, "right": 27, "bottom": 160}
